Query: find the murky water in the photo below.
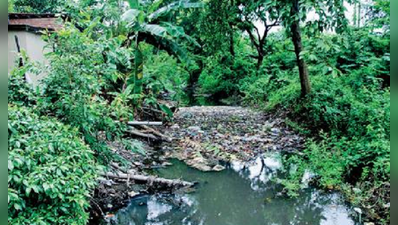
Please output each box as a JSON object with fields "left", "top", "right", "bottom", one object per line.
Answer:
{"left": 107, "top": 154, "right": 359, "bottom": 225}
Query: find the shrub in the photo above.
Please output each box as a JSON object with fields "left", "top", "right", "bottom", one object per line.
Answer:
{"left": 142, "top": 45, "right": 191, "bottom": 105}
{"left": 39, "top": 24, "right": 132, "bottom": 163}
{"left": 8, "top": 105, "right": 98, "bottom": 225}
{"left": 198, "top": 41, "right": 256, "bottom": 101}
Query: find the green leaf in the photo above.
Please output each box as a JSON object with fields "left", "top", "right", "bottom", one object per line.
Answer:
{"left": 122, "top": 9, "right": 143, "bottom": 25}
{"left": 26, "top": 187, "right": 32, "bottom": 196}
{"left": 127, "top": 0, "right": 139, "bottom": 9}
{"left": 43, "top": 183, "right": 50, "bottom": 191}
{"left": 148, "top": 0, "right": 203, "bottom": 21}
{"left": 142, "top": 24, "right": 167, "bottom": 37}
{"left": 14, "top": 203, "right": 22, "bottom": 211}
{"left": 159, "top": 104, "right": 173, "bottom": 118}
{"left": 8, "top": 160, "right": 14, "bottom": 171}
{"left": 148, "top": 0, "right": 164, "bottom": 14}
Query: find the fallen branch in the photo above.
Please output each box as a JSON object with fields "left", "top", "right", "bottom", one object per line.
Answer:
{"left": 127, "top": 128, "right": 159, "bottom": 140}
{"left": 100, "top": 172, "right": 195, "bottom": 188}
{"left": 114, "top": 120, "right": 163, "bottom": 126}
{"left": 139, "top": 125, "right": 173, "bottom": 142}
{"left": 128, "top": 121, "right": 163, "bottom": 126}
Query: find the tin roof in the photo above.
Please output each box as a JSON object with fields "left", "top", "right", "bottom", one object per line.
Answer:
{"left": 8, "top": 13, "right": 64, "bottom": 32}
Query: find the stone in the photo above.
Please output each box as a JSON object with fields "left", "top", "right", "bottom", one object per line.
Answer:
{"left": 162, "top": 162, "right": 173, "bottom": 167}
{"left": 215, "top": 133, "right": 225, "bottom": 139}
{"left": 188, "top": 126, "right": 202, "bottom": 131}
{"left": 271, "top": 128, "right": 280, "bottom": 135}
{"left": 353, "top": 207, "right": 362, "bottom": 214}
{"left": 128, "top": 191, "right": 139, "bottom": 198}
{"left": 212, "top": 165, "right": 226, "bottom": 172}
{"left": 170, "top": 124, "right": 180, "bottom": 129}
{"left": 181, "top": 112, "right": 193, "bottom": 118}
{"left": 194, "top": 164, "right": 212, "bottom": 172}
{"left": 133, "top": 161, "right": 143, "bottom": 167}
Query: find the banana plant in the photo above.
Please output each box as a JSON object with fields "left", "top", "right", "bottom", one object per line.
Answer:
{"left": 121, "top": 0, "right": 202, "bottom": 101}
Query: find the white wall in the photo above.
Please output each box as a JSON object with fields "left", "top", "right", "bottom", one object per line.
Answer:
{"left": 8, "top": 31, "right": 50, "bottom": 86}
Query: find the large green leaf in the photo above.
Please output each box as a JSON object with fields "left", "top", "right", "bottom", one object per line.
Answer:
{"left": 148, "top": 0, "right": 203, "bottom": 21}
{"left": 121, "top": 9, "right": 143, "bottom": 24}
{"left": 162, "top": 22, "right": 201, "bottom": 47}
{"left": 142, "top": 24, "right": 168, "bottom": 37}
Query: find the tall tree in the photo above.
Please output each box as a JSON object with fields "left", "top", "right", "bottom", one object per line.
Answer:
{"left": 277, "top": 0, "right": 353, "bottom": 96}
{"left": 289, "top": 0, "right": 311, "bottom": 96}
{"left": 199, "top": 0, "right": 236, "bottom": 56}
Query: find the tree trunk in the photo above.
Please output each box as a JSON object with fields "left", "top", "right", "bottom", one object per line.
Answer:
{"left": 257, "top": 53, "right": 264, "bottom": 70}
{"left": 229, "top": 0, "right": 235, "bottom": 57}
{"left": 229, "top": 28, "right": 235, "bottom": 57}
{"left": 290, "top": 0, "right": 311, "bottom": 97}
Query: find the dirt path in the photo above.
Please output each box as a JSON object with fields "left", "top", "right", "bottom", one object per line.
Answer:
{"left": 161, "top": 106, "right": 305, "bottom": 171}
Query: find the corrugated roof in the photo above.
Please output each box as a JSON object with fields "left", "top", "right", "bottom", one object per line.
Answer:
{"left": 8, "top": 13, "right": 63, "bottom": 31}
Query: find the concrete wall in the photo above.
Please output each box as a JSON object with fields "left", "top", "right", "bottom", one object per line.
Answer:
{"left": 8, "top": 31, "right": 50, "bottom": 86}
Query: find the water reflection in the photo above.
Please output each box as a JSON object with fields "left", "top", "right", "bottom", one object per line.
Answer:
{"left": 107, "top": 154, "right": 358, "bottom": 225}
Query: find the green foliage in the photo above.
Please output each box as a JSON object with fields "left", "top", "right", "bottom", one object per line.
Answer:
{"left": 363, "top": 0, "right": 390, "bottom": 33}
{"left": 12, "top": 0, "right": 66, "bottom": 13}
{"left": 8, "top": 67, "right": 37, "bottom": 107}
{"left": 8, "top": 0, "right": 15, "bottom": 12}
{"left": 142, "top": 45, "right": 190, "bottom": 104}
{"left": 40, "top": 24, "right": 132, "bottom": 163}
{"left": 197, "top": 0, "right": 236, "bottom": 55}
{"left": 7, "top": 0, "right": 390, "bottom": 223}
{"left": 198, "top": 40, "right": 256, "bottom": 101}
{"left": 239, "top": 27, "right": 390, "bottom": 221}
{"left": 8, "top": 105, "right": 97, "bottom": 225}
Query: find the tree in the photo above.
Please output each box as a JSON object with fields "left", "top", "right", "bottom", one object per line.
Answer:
{"left": 201, "top": 0, "right": 281, "bottom": 69}
{"left": 276, "top": 0, "right": 353, "bottom": 96}
{"left": 121, "top": 0, "right": 202, "bottom": 98}
{"left": 236, "top": 0, "right": 281, "bottom": 69}
{"left": 12, "top": 0, "right": 66, "bottom": 13}
{"left": 362, "top": 0, "right": 390, "bottom": 33}
{"left": 289, "top": 0, "right": 311, "bottom": 96}
{"left": 198, "top": 0, "right": 236, "bottom": 56}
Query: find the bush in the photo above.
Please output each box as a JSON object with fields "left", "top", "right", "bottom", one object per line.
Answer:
{"left": 142, "top": 45, "right": 191, "bottom": 105}
{"left": 198, "top": 40, "right": 256, "bottom": 101}
{"left": 8, "top": 105, "right": 98, "bottom": 225}
{"left": 39, "top": 24, "right": 132, "bottom": 163}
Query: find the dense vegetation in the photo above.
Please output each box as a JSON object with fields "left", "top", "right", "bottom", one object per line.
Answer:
{"left": 9, "top": 71, "right": 98, "bottom": 224}
{"left": 8, "top": 0, "right": 389, "bottom": 224}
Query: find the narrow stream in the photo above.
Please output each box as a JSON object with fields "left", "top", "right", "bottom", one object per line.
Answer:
{"left": 106, "top": 154, "right": 360, "bottom": 225}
